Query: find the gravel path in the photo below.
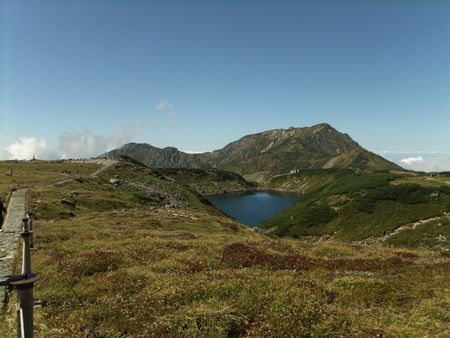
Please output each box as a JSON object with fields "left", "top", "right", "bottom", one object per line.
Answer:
{"left": 379, "top": 213, "right": 450, "bottom": 242}
{"left": 53, "top": 159, "right": 117, "bottom": 186}
{"left": 89, "top": 159, "right": 117, "bottom": 177}
{"left": 352, "top": 212, "right": 450, "bottom": 246}
{"left": 0, "top": 189, "right": 27, "bottom": 310}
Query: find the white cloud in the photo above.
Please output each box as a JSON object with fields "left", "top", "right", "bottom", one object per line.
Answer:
{"left": 108, "top": 126, "right": 137, "bottom": 146}
{"left": 58, "top": 127, "right": 140, "bottom": 159}
{"left": 58, "top": 129, "right": 108, "bottom": 159}
{"left": 396, "top": 155, "right": 450, "bottom": 172}
{"left": 4, "top": 137, "right": 57, "bottom": 160}
{"left": 1, "top": 126, "right": 140, "bottom": 160}
{"left": 155, "top": 99, "right": 173, "bottom": 112}
{"left": 379, "top": 150, "right": 450, "bottom": 155}
{"left": 183, "top": 150, "right": 208, "bottom": 154}
{"left": 412, "top": 156, "right": 450, "bottom": 172}
{"left": 400, "top": 156, "right": 424, "bottom": 165}
{"left": 378, "top": 151, "right": 450, "bottom": 172}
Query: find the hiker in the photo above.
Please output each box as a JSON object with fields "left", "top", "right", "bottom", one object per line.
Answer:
{"left": 0, "top": 198, "right": 6, "bottom": 232}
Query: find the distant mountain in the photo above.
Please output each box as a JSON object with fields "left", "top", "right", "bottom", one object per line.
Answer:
{"left": 103, "top": 123, "right": 401, "bottom": 181}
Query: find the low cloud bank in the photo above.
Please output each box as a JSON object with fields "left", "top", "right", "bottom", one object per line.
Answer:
{"left": 4, "top": 137, "right": 58, "bottom": 160}
{"left": 2, "top": 127, "right": 139, "bottom": 160}
{"left": 400, "top": 155, "right": 450, "bottom": 172}
{"left": 380, "top": 152, "right": 450, "bottom": 172}
{"left": 400, "top": 156, "right": 424, "bottom": 166}
{"left": 183, "top": 150, "right": 208, "bottom": 154}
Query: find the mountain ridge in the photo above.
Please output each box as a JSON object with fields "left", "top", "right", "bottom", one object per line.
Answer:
{"left": 103, "top": 123, "right": 402, "bottom": 181}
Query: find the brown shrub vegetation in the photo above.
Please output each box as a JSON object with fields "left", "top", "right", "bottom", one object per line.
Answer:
{"left": 221, "top": 243, "right": 409, "bottom": 272}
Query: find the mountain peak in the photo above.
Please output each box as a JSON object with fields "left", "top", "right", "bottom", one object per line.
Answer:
{"left": 104, "top": 123, "right": 400, "bottom": 181}
{"left": 312, "top": 122, "right": 332, "bottom": 129}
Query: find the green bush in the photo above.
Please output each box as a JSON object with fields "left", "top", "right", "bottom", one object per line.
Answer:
{"left": 351, "top": 196, "right": 376, "bottom": 213}
{"left": 301, "top": 203, "right": 337, "bottom": 227}
{"left": 367, "top": 184, "right": 426, "bottom": 204}
{"left": 351, "top": 184, "right": 433, "bottom": 213}
{"left": 325, "top": 172, "right": 392, "bottom": 195}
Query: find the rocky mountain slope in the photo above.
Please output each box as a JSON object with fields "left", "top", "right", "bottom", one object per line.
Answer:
{"left": 104, "top": 123, "right": 401, "bottom": 181}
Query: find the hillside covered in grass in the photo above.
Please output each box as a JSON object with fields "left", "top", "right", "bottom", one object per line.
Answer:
{"left": 148, "top": 167, "right": 258, "bottom": 195}
{"left": 263, "top": 170, "right": 450, "bottom": 248}
{"left": 0, "top": 160, "right": 449, "bottom": 337}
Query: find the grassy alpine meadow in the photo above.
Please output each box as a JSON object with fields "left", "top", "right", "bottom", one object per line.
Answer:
{"left": 0, "top": 160, "right": 101, "bottom": 190}
{"left": 264, "top": 170, "right": 450, "bottom": 246}
{"left": 0, "top": 160, "right": 449, "bottom": 337}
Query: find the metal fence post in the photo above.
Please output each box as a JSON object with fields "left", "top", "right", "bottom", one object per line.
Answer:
{"left": 16, "top": 310, "right": 21, "bottom": 338}
{"left": 11, "top": 275, "right": 39, "bottom": 338}
{"left": 21, "top": 218, "right": 32, "bottom": 275}
{"left": 25, "top": 212, "right": 33, "bottom": 249}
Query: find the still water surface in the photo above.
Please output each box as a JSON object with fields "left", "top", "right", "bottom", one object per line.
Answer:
{"left": 207, "top": 191, "right": 299, "bottom": 226}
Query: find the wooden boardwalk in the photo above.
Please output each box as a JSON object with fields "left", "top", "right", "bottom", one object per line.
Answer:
{"left": 0, "top": 189, "right": 27, "bottom": 310}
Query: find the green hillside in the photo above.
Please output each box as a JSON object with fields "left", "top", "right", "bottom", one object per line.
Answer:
{"left": 149, "top": 167, "right": 257, "bottom": 195}
{"left": 262, "top": 170, "right": 450, "bottom": 248}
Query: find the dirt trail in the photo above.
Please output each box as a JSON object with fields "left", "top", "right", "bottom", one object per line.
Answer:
{"left": 426, "top": 177, "right": 450, "bottom": 186}
{"left": 352, "top": 213, "right": 450, "bottom": 245}
{"left": 0, "top": 189, "right": 27, "bottom": 310}
{"left": 351, "top": 213, "right": 450, "bottom": 246}
{"left": 379, "top": 213, "right": 449, "bottom": 242}
{"left": 53, "top": 159, "right": 117, "bottom": 186}
{"left": 89, "top": 159, "right": 117, "bottom": 177}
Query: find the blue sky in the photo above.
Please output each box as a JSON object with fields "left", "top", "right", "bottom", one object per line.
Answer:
{"left": 1, "top": 0, "right": 450, "bottom": 170}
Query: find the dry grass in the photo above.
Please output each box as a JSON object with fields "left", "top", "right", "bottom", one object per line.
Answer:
{"left": 0, "top": 161, "right": 449, "bottom": 337}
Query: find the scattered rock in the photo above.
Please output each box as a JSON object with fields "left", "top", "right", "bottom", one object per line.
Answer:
{"left": 109, "top": 178, "right": 122, "bottom": 186}
{"left": 253, "top": 227, "right": 265, "bottom": 234}
{"left": 436, "top": 234, "right": 447, "bottom": 242}
{"left": 59, "top": 211, "right": 75, "bottom": 219}
{"left": 61, "top": 198, "right": 76, "bottom": 207}
{"left": 430, "top": 192, "right": 440, "bottom": 198}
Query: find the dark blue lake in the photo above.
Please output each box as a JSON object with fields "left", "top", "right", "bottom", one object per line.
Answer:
{"left": 206, "top": 191, "right": 299, "bottom": 226}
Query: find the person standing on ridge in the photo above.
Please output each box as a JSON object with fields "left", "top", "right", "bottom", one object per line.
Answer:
{"left": 0, "top": 198, "right": 7, "bottom": 232}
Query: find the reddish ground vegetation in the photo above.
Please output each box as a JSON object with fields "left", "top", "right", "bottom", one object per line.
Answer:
{"left": 160, "top": 232, "right": 199, "bottom": 240}
{"left": 48, "top": 249, "right": 124, "bottom": 277}
{"left": 182, "top": 260, "right": 208, "bottom": 274}
{"left": 220, "top": 243, "right": 313, "bottom": 270}
{"left": 428, "top": 260, "right": 450, "bottom": 272}
{"left": 221, "top": 243, "right": 409, "bottom": 272}
{"left": 394, "top": 251, "right": 419, "bottom": 260}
